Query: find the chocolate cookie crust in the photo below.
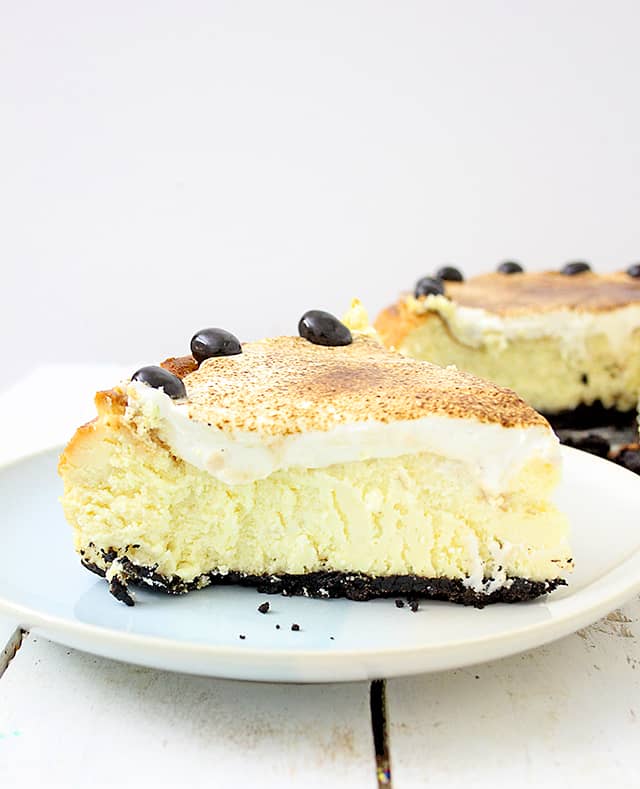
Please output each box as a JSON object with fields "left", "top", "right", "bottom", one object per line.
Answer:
{"left": 544, "top": 401, "right": 637, "bottom": 431}
{"left": 81, "top": 553, "right": 565, "bottom": 610}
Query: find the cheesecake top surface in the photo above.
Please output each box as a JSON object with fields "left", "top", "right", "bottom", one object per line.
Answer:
{"left": 157, "top": 334, "right": 546, "bottom": 435}
{"left": 426, "top": 271, "right": 640, "bottom": 316}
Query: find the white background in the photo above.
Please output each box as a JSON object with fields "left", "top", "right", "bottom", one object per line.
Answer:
{"left": 3, "top": 0, "right": 640, "bottom": 389}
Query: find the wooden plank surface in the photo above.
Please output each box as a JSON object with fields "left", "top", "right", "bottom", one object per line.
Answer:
{"left": 0, "top": 634, "right": 377, "bottom": 788}
{"left": 386, "top": 598, "right": 640, "bottom": 788}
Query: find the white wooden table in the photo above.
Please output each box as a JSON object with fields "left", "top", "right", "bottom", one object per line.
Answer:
{"left": 2, "top": 369, "right": 639, "bottom": 788}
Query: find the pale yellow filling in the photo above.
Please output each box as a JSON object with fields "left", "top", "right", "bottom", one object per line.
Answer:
{"left": 60, "top": 420, "right": 571, "bottom": 587}
{"left": 399, "top": 318, "right": 640, "bottom": 414}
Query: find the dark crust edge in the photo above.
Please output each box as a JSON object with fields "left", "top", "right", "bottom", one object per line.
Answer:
{"left": 544, "top": 401, "right": 636, "bottom": 430}
{"left": 81, "top": 555, "right": 566, "bottom": 609}
{"left": 611, "top": 443, "right": 640, "bottom": 476}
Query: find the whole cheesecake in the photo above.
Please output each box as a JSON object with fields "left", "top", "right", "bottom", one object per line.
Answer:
{"left": 375, "top": 264, "right": 640, "bottom": 427}
{"left": 59, "top": 313, "right": 572, "bottom": 606}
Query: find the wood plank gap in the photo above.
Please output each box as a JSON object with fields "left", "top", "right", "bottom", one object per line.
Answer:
{"left": 0, "top": 627, "right": 26, "bottom": 680}
{"left": 370, "top": 679, "right": 392, "bottom": 787}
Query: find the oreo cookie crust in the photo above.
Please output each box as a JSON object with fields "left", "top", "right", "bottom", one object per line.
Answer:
{"left": 81, "top": 551, "right": 565, "bottom": 609}
{"left": 544, "top": 401, "right": 637, "bottom": 431}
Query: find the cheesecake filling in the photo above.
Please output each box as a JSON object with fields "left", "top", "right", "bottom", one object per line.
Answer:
{"left": 407, "top": 294, "right": 640, "bottom": 358}
{"left": 126, "top": 380, "right": 560, "bottom": 494}
{"left": 67, "top": 428, "right": 570, "bottom": 596}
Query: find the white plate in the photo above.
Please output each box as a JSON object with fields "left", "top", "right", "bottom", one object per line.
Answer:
{"left": 1, "top": 446, "right": 639, "bottom": 683}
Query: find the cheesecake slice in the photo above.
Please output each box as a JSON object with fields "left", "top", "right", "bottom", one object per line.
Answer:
{"left": 375, "top": 266, "right": 640, "bottom": 428}
{"left": 59, "top": 321, "right": 572, "bottom": 606}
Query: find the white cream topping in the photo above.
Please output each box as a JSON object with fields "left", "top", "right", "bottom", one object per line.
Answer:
{"left": 125, "top": 381, "right": 560, "bottom": 493}
{"left": 409, "top": 294, "right": 640, "bottom": 358}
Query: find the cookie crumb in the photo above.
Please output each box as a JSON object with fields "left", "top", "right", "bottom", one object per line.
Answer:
{"left": 616, "top": 446, "right": 640, "bottom": 475}
{"left": 291, "top": 623, "right": 300, "bottom": 632}
{"left": 394, "top": 599, "right": 405, "bottom": 609}
{"left": 409, "top": 600, "right": 420, "bottom": 613}
{"left": 109, "top": 577, "right": 135, "bottom": 607}
{"left": 239, "top": 634, "right": 246, "bottom": 640}
{"left": 258, "top": 601, "right": 270, "bottom": 614}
